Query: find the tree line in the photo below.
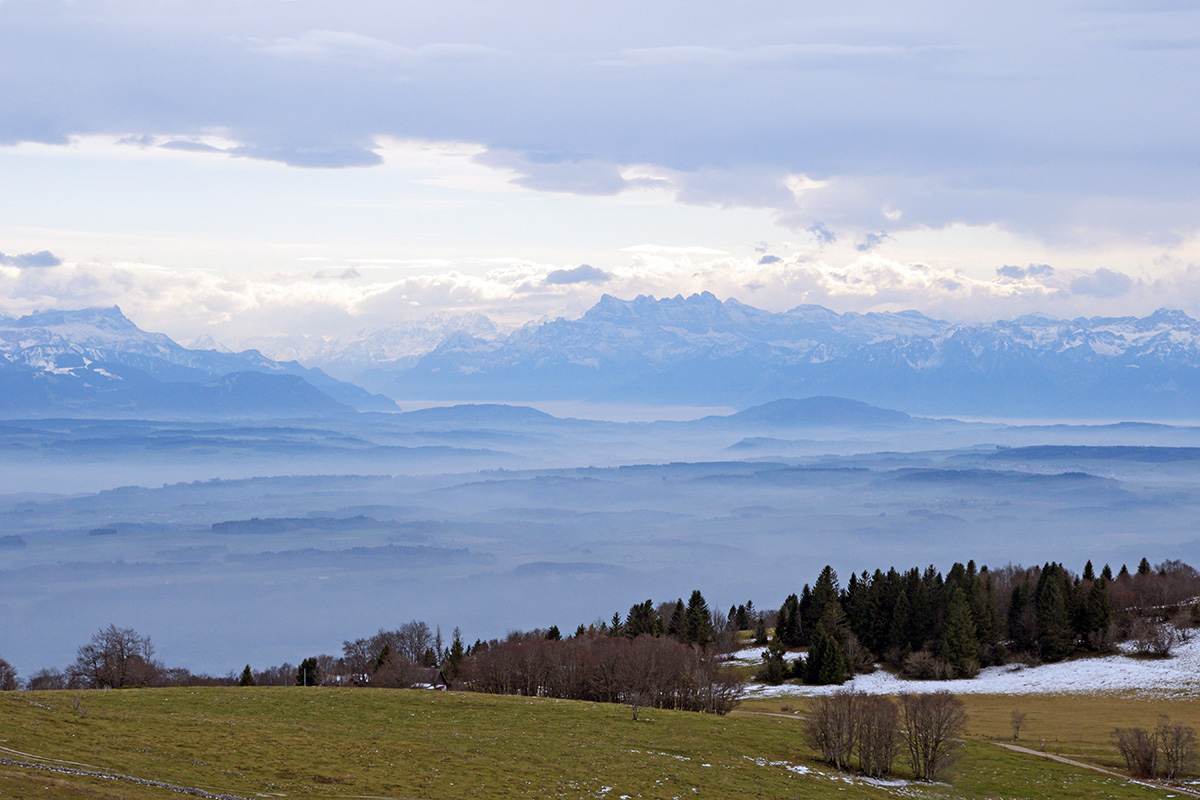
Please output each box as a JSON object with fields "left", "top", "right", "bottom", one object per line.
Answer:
{"left": 756, "top": 557, "right": 1200, "bottom": 687}
{"left": 3, "top": 557, "right": 1197, "bottom": 704}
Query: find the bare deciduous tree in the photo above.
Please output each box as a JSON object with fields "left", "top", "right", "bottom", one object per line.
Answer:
{"left": 899, "top": 692, "right": 967, "bottom": 781}
{"left": 0, "top": 656, "right": 17, "bottom": 691}
{"left": 68, "top": 625, "right": 160, "bottom": 689}
{"left": 1010, "top": 709, "right": 1028, "bottom": 741}
{"left": 857, "top": 695, "right": 901, "bottom": 778}
{"left": 1157, "top": 716, "right": 1197, "bottom": 780}
{"left": 804, "top": 690, "right": 860, "bottom": 770}
{"left": 1114, "top": 727, "right": 1159, "bottom": 778}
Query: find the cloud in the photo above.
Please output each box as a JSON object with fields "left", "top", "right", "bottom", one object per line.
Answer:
{"left": 0, "top": 250, "right": 61, "bottom": 268}
{"left": 4, "top": 251, "right": 1200, "bottom": 346}
{"left": 2, "top": 1, "right": 1196, "bottom": 243}
{"left": 1069, "top": 268, "right": 1136, "bottom": 298}
{"left": 855, "top": 232, "right": 891, "bottom": 252}
{"left": 544, "top": 264, "right": 610, "bottom": 285}
{"left": 997, "top": 264, "right": 1054, "bottom": 279}
{"left": 807, "top": 223, "right": 836, "bottom": 245}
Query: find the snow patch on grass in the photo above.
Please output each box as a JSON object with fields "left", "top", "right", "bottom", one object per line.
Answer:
{"left": 744, "top": 634, "right": 1200, "bottom": 698}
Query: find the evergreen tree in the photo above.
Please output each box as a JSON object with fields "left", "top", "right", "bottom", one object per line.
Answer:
{"left": 685, "top": 589, "right": 714, "bottom": 647}
{"left": 734, "top": 604, "right": 750, "bottom": 631}
{"left": 887, "top": 587, "right": 912, "bottom": 655}
{"left": 1137, "top": 557, "right": 1152, "bottom": 576}
{"left": 776, "top": 593, "right": 803, "bottom": 647}
{"left": 811, "top": 566, "right": 840, "bottom": 622}
{"left": 1118, "top": 564, "right": 1130, "bottom": 578}
{"left": 626, "top": 599, "right": 661, "bottom": 637}
{"left": 374, "top": 644, "right": 392, "bottom": 673}
{"left": 546, "top": 625, "right": 562, "bottom": 641}
{"left": 761, "top": 633, "right": 790, "bottom": 684}
{"left": 444, "top": 628, "right": 465, "bottom": 678}
{"left": 1083, "top": 578, "right": 1112, "bottom": 649}
{"left": 1035, "top": 563, "right": 1074, "bottom": 661}
{"left": 239, "top": 664, "right": 256, "bottom": 686}
{"left": 296, "top": 657, "right": 320, "bottom": 687}
{"left": 1083, "top": 560, "right": 1095, "bottom": 581}
{"left": 1008, "top": 583, "right": 1034, "bottom": 652}
{"left": 804, "top": 627, "right": 847, "bottom": 685}
{"left": 666, "top": 599, "right": 686, "bottom": 639}
{"left": 797, "top": 584, "right": 815, "bottom": 644}
{"left": 1101, "top": 563, "right": 1113, "bottom": 581}
{"left": 753, "top": 613, "right": 768, "bottom": 645}
{"left": 969, "top": 570, "right": 999, "bottom": 659}
{"left": 844, "top": 571, "right": 872, "bottom": 645}
{"left": 573, "top": 624, "right": 587, "bottom": 639}
{"left": 937, "top": 587, "right": 979, "bottom": 675}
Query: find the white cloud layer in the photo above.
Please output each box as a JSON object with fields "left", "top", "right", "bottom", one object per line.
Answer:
{"left": 5, "top": 251, "right": 1200, "bottom": 346}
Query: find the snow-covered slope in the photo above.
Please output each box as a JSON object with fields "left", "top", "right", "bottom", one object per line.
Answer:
{"left": 736, "top": 636, "right": 1200, "bottom": 698}
{"left": 0, "top": 307, "right": 395, "bottom": 417}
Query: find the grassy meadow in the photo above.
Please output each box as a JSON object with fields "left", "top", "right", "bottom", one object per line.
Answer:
{"left": 0, "top": 687, "right": 1192, "bottom": 800}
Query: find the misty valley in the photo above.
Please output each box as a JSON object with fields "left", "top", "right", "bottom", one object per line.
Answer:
{"left": 4, "top": 399, "right": 1200, "bottom": 678}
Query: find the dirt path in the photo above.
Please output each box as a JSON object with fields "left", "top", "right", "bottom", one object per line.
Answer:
{"left": 0, "top": 755, "right": 256, "bottom": 799}
{"left": 991, "top": 742, "right": 1200, "bottom": 797}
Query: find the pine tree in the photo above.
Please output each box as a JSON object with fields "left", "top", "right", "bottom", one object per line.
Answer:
{"left": 1137, "top": 557, "right": 1152, "bottom": 576}
{"left": 296, "top": 657, "right": 320, "bottom": 687}
{"left": 627, "top": 599, "right": 662, "bottom": 637}
{"left": 573, "top": 624, "right": 586, "bottom": 639}
{"left": 667, "top": 599, "right": 686, "bottom": 639}
{"left": 239, "top": 664, "right": 256, "bottom": 686}
{"left": 937, "top": 588, "right": 979, "bottom": 675}
{"left": 734, "top": 604, "right": 750, "bottom": 631}
{"left": 1035, "top": 563, "right": 1074, "bottom": 661}
{"left": 776, "top": 593, "right": 802, "bottom": 647}
{"left": 685, "top": 589, "right": 714, "bottom": 647}
{"left": 545, "top": 625, "right": 562, "bottom": 640}
{"left": 753, "top": 613, "right": 768, "bottom": 645}
{"left": 444, "top": 628, "right": 465, "bottom": 678}
{"left": 804, "top": 627, "right": 847, "bottom": 685}
{"left": 1101, "top": 564, "right": 1113, "bottom": 581}
{"left": 1083, "top": 560, "right": 1095, "bottom": 581}
{"left": 1083, "top": 578, "right": 1112, "bottom": 649}
{"left": 761, "top": 633, "right": 789, "bottom": 684}
{"left": 888, "top": 587, "right": 912, "bottom": 654}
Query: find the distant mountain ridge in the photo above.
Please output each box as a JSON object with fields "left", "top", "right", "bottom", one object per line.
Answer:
{"left": 304, "top": 293, "right": 1200, "bottom": 418}
{"left": 0, "top": 306, "right": 397, "bottom": 417}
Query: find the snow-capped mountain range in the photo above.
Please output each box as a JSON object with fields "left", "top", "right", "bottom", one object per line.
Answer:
{"left": 271, "top": 293, "right": 1200, "bottom": 418}
{"left": 0, "top": 306, "right": 396, "bottom": 417}
{"left": 6, "top": 296, "right": 1200, "bottom": 419}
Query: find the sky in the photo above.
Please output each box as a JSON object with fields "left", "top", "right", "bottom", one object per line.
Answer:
{"left": 1, "top": 0, "right": 1199, "bottom": 344}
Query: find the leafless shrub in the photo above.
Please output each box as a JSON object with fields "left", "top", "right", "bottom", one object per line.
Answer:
{"left": 804, "top": 690, "right": 859, "bottom": 770}
{"left": 899, "top": 691, "right": 967, "bottom": 781}
{"left": 857, "top": 695, "right": 900, "bottom": 777}
{"left": 1129, "top": 618, "right": 1178, "bottom": 658}
{"left": 901, "top": 650, "right": 955, "bottom": 681}
{"left": 1010, "top": 709, "right": 1028, "bottom": 741}
{"left": 1157, "top": 716, "right": 1197, "bottom": 780}
{"left": 459, "top": 634, "right": 743, "bottom": 714}
{"left": 1114, "top": 727, "right": 1158, "bottom": 778}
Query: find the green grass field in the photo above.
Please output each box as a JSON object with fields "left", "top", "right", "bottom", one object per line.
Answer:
{"left": 0, "top": 688, "right": 1189, "bottom": 799}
